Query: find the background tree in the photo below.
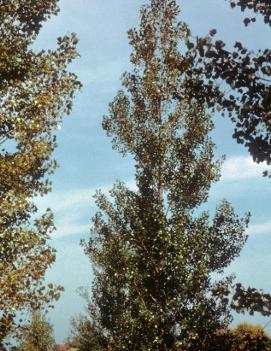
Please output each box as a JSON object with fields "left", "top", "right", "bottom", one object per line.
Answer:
{"left": 16, "top": 312, "right": 54, "bottom": 351}
{"left": 0, "top": 0, "right": 81, "bottom": 344}
{"left": 82, "top": 0, "right": 271, "bottom": 350}
{"left": 69, "top": 315, "right": 106, "bottom": 351}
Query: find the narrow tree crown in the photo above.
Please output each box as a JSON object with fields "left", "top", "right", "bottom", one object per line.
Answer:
{"left": 85, "top": 1, "right": 251, "bottom": 350}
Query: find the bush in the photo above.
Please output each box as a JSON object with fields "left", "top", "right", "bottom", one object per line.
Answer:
{"left": 231, "top": 323, "right": 271, "bottom": 351}
{"left": 198, "top": 323, "right": 271, "bottom": 351}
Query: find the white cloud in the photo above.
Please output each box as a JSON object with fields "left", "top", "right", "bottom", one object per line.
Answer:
{"left": 54, "top": 223, "right": 90, "bottom": 239}
{"left": 35, "top": 187, "right": 104, "bottom": 239}
{"left": 221, "top": 155, "right": 269, "bottom": 181}
{"left": 37, "top": 180, "right": 136, "bottom": 214}
{"left": 36, "top": 186, "right": 105, "bottom": 215}
{"left": 247, "top": 220, "right": 271, "bottom": 236}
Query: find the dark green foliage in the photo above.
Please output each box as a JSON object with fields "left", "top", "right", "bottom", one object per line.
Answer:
{"left": 231, "top": 284, "right": 271, "bottom": 316}
{"left": 227, "top": 0, "right": 271, "bottom": 26}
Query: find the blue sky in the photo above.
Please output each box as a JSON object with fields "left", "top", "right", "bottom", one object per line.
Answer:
{"left": 32, "top": 0, "right": 271, "bottom": 342}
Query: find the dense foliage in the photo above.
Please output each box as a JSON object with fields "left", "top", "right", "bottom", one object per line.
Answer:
{"left": 0, "top": 0, "right": 81, "bottom": 344}
{"left": 82, "top": 0, "right": 271, "bottom": 350}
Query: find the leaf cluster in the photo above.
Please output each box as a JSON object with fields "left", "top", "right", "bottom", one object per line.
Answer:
{"left": 228, "top": 0, "right": 271, "bottom": 26}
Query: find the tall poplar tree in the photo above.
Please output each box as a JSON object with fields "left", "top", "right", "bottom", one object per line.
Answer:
{"left": 84, "top": 1, "right": 270, "bottom": 350}
{"left": 0, "top": 0, "right": 81, "bottom": 344}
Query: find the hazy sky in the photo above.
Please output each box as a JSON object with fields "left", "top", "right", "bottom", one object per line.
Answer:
{"left": 33, "top": 0, "right": 271, "bottom": 342}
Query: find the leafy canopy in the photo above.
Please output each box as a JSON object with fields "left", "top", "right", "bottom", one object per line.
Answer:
{"left": 0, "top": 0, "right": 81, "bottom": 343}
